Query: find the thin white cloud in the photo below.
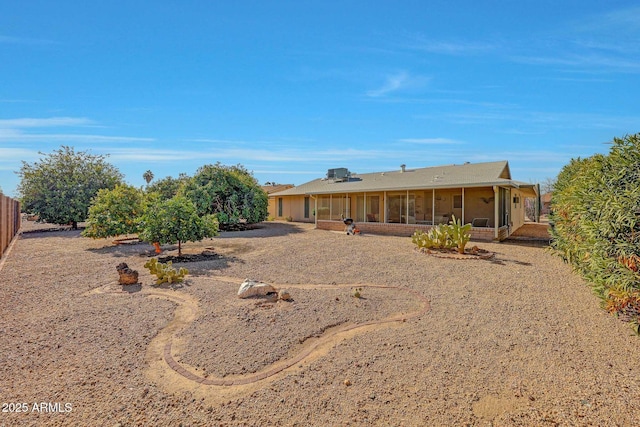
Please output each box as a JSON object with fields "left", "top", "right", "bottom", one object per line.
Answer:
{"left": 367, "top": 72, "right": 410, "bottom": 97}
{"left": 412, "top": 39, "right": 497, "bottom": 55}
{"left": 0, "top": 35, "right": 57, "bottom": 45}
{"left": 512, "top": 53, "right": 640, "bottom": 73}
{"left": 0, "top": 147, "right": 39, "bottom": 160}
{"left": 0, "top": 116, "right": 154, "bottom": 144}
{"left": 366, "top": 72, "right": 430, "bottom": 98}
{"left": 0, "top": 117, "right": 94, "bottom": 128}
{"left": 398, "top": 138, "right": 464, "bottom": 145}
{"left": 0, "top": 132, "right": 154, "bottom": 143}
{"left": 508, "top": 6, "right": 640, "bottom": 74}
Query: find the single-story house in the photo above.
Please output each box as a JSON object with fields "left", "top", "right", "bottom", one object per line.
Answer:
{"left": 268, "top": 161, "right": 539, "bottom": 241}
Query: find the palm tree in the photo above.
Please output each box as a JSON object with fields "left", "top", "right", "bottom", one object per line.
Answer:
{"left": 143, "top": 170, "right": 154, "bottom": 185}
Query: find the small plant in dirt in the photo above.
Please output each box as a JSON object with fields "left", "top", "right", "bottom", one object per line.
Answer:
{"left": 449, "top": 215, "right": 472, "bottom": 254}
{"left": 144, "top": 257, "right": 189, "bottom": 285}
{"left": 352, "top": 287, "right": 363, "bottom": 298}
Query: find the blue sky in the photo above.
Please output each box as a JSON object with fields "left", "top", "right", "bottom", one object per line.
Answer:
{"left": 1, "top": 1, "right": 639, "bottom": 197}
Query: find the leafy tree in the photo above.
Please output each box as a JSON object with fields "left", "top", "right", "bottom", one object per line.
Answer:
{"left": 82, "top": 184, "right": 148, "bottom": 239}
{"left": 541, "top": 177, "right": 556, "bottom": 194}
{"left": 17, "top": 146, "right": 123, "bottom": 229}
{"left": 143, "top": 170, "right": 154, "bottom": 185}
{"left": 139, "top": 195, "right": 219, "bottom": 256}
{"left": 146, "top": 173, "right": 190, "bottom": 201}
{"left": 182, "top": 163, "right": 268, "bottom": 229}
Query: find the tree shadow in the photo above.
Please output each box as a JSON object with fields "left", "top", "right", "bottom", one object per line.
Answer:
{"left": 216, "top": 222, "right": 308, "bottom": 239}
{"left": 20, "top": 228, "right": 85, "bottom": 239}
{"left": 489, "top": 251, "right": 534, "bottom": 266}
{"left": 86, "top": 241, "right": 166, "bottom": 258}
{"left": 175, "top": 255, "right": 244, "bottom": 276}
{"left": 501, "top": 238, "right": 551, "bottom": 248}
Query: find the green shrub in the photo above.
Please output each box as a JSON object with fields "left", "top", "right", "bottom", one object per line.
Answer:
{"left": 83, "top": 184, "right": 148, "bottom": 239}
{"left": 550, "top": 133, "right": 640, "bottom": 325}
{"left": 144, "top": 258, "right": 188, "bottom": 285}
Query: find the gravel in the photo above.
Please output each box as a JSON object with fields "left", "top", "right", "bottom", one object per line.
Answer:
{"left": 1, "top": 220, "right": 639, "bottom": 426}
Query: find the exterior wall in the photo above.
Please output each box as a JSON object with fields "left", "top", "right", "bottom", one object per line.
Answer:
{"left": 316, "top": 220, "right": 508, "bottom": 241}
{"left": 270, "top": 195, "right": 314, "bottom": 223}
{"left": 463, "top": 188, "right": 496, "bottom": 226}
{"left": 267, "top": 197, "right": 277, "bottom": 219}
{"left": 510, "top": 188, "right": 526, "bottom": 231}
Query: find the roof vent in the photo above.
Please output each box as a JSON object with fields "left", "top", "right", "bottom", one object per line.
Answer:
{"left": 327, "top": 168, "right": 351, "bottom": 182}
{"left": 400, "top": 164, "right": 406, "bottom": 173}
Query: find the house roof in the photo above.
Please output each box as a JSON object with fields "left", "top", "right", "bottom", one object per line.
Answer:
{"left": 261, "top": 184, "right": 294, "bottom": 194}
{"left": 271, "top": 161, "right": 538, "bottom": 197}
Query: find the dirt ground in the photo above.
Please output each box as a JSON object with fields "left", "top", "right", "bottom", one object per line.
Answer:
{"left": 0, "top": 221, "right": 638, "bottom": 426}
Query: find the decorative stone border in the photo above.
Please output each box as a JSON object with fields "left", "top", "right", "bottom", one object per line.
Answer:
{"left": 414, "top": 247, "right": 495, "bottom": 260}
{"left": 92, "top": 278, "right": 431, "bottom": 388}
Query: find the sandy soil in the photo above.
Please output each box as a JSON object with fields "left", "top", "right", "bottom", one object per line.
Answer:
{"left": 1, "top": 221, "right": 639, "bottom": 426}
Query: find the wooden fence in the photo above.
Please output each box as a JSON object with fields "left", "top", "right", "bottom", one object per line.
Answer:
{"left": 0, "top": 194, "right": 21, "bottom": 260}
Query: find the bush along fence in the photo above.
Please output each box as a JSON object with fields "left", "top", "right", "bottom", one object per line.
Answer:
{"left": 550, "top": 133, "right": 640, "bottom": 331}
{"left": 0, "top": 194, "right": 21, "bottom": 260}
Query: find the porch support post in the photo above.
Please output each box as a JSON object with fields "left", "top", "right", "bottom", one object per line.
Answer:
{"left": 330, "top": 194, "right": 333, "bottom": 220}
{"left": 364, "top": 192, "right": 367, "bottom": 222}
{"left": 493, "top": 185, "right": 499, "bottom": 239}
{"left": 312, "top": 195, "right": 317, "bottom": 228}
{"left": 432, "top": 189, "right": 435, "bottom": 225}
{"left": 406, "top": 190, "right": 409, "bottom": 224}
{"left": 383, "top": 191, "right": 387, "bottom": 223}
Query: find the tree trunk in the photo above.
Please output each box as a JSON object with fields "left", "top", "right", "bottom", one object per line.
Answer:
{"left": 72, "top": 221, "right": 78, "bottom": 230}
{"left": 178, "top": 240, "right": 182, "bottom": 257}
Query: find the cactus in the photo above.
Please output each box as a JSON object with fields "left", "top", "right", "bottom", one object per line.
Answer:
{"left": 413, "top": 216, "right": 472, "bottom": 254}
{"left": 144, "top": 257, "right": 189, "bottom": 285}
{"left": 449, "top": 215, "right": 472, "bottom": 254}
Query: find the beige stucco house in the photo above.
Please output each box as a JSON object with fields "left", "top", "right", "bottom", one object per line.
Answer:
{"left": 268, "top": 161, "right": 539, "bottom": 241}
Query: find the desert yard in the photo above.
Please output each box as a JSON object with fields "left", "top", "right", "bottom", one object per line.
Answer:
{"left": 1, "top": 221, "right": 639, "bottom": 426}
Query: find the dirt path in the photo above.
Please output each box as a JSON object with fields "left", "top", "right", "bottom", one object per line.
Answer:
{"left": 90, "top": 277, "right": 430, "bottom": 404}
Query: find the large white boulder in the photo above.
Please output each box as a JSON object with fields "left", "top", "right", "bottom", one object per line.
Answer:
{"left": 237, "top": 279, "right": 277, "bottom": 299}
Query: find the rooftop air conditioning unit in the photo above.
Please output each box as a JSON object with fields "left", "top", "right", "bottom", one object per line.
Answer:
{"left": 327, "top": 168, "right": 351, "bottom": 182}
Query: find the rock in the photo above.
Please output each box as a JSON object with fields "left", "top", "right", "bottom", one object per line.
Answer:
{"left": 116, "top": 262, "right": 139, "bottom": 285}
{"left": 237, "top": 279, "right": 277, "bottom": 299}
{"left": 278, "top": 289, "right": 292, "bottom": 301}
{"left": 344, "top": 379, "right": 352, "bottom": 386}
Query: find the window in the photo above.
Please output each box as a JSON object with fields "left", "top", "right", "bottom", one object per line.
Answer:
{"left": 278, "top": 198, "right": 283, "bottom": 217}
{"left": 453, "top": 195, "right": 462, "bottom": 209}
{"left": 304, "top": 197, "right": 310, "bottom": 218}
